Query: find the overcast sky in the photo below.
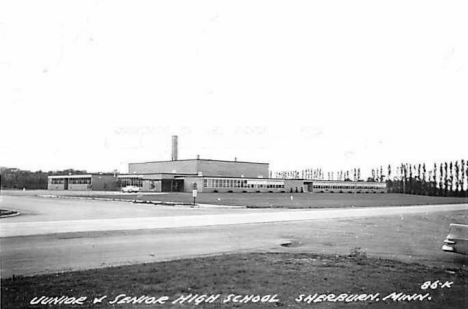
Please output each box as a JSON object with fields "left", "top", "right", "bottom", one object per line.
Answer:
{"left": 1, "top": 0, "right": 467, "bottom": 176}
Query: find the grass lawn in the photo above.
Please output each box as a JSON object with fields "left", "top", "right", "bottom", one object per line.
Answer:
{"left": 65, "top": 192, "right": 467, "bottom": 208}
{"left": 2, "top": 252, "right": 467, "bottom": 309}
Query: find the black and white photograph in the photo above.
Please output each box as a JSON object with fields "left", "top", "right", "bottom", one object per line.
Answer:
{"left": 1, "top": 1, "right": 467, "bottom": 308}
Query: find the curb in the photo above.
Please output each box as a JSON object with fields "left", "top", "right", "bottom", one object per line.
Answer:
{"left": 38, "top": 195, "right": 207, "bottom": 208}
{"left": 37, "top": 194, "right": 248, "bottom": 209}
{"left": 39, "top": 195, "right": 135, "bottom": 203}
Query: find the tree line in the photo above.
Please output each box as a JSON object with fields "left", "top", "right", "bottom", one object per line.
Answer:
{"left": 271, "top": 160, "right": 468, "bottom": 197}
{"left": 271, "top": 168, "right": 363, "bottom": 181}
{"left": 0, "top": 167, "right": 94, "bottom": 190}
{"left": 369, "top": 160, "right": 467, "bottom": 197}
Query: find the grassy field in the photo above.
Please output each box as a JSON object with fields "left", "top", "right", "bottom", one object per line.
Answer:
{"left": 2, "top": 252, "right": 466, "bottom": 309}
{"left": 53, "top": 192, "right": 468, "bottom": 208}
{"left": 4, "top": 190, "right": 468, "bottom": 208}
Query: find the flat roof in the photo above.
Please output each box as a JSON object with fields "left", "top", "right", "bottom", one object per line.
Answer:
{"left": 118, "top": 173, "right": 284, "bottom": 180}
{"left": 129, "top": 158, "right": 269, "bottom": 165}
{"left": 49, "top": 175, "right": 93, "bottom": 179}
{"left": 48, "top": 174, "right": 115, "bottom": 179}
{"left": 120, "top": 172, "right": 200, "bottom": 177}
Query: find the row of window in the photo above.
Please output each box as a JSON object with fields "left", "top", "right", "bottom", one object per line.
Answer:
{"left": 203, "top": 178, "right": 285, "bottom": 189}
{"left": 50, "top": 179, "right": 65, "bottom": 184}
{"left": 69, "top": 178, "right": 91, "bottom": 184}
{"left": 119, "top": 178, "right": 144, "bottom": 187}
{"left": 50, "top": 178, "right": 92, "bottom": 185}
{"left": 313, "top": 185, "right": 385, "bottom": 190}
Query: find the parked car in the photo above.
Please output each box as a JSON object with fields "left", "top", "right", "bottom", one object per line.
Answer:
{"left": 121, "top": 185, "right": 140, "bottom": 193}
{"left": 442, "top": 223, "right": 468, "bottom": 256}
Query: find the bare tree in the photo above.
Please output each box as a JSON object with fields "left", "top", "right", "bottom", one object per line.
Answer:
{"left": 449, "top": 162, "right": 454, "bottom": 195}
{"left": 404, "top": 163, "right": 409, "bottom": 194}
{"left": 439, "top": 163, "right": 443, "bottom": 195}
{"left": 422, "top": 163, "right": 426, "bottom": 194}
{"left": 461, "top": 160, "right": 466, "bottom": 195}
{"left": 444, "top": 162, "right": 449, "bottom": 196}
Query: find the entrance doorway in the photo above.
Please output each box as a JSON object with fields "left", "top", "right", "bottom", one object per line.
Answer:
{"left": 161, "top": 179, "right": 184, "bottom": 192}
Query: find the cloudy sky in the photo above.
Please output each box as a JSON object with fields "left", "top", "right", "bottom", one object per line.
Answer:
{"left": 1, "top": 0, "right": 467, "bottom": 176}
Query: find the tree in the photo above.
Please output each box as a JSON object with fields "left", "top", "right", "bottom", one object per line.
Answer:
{"left": 461, "top": 160, "right": 465, "bottom": 196}
{"left": 422, "top": 163, "right": 426, "bottom": 194}
{"left": 449, "top": 162, "right": 454, "bottom": 196}
{"left": 466, "top": 160, "right": 468, "bottom": 196}
{"left": 408, "top": 164, "right": 413, "bottom": 194}
{"left": 403, "top": 163, "right": 408, "bottom": 194}
{"left": 440, "top": 163, "right": 444, "bottom": 196}
{"left": 444, "top": 162, "right": 449, "bottom": 196}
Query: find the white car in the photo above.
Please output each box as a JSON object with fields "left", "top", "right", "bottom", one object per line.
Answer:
{"left": 121, "top": 185, "right": 140, "bottom": 193}
{"left": 442, "top": 223, "right": 468, "bottom": 256}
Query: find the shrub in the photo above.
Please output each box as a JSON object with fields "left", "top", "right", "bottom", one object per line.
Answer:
{"left": 349, "top": 247, "right": 367, "bottom": 260}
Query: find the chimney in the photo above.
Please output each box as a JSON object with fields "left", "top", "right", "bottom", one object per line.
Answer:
{"left": 171, "top": 135, "right": 178, "bottom": 161}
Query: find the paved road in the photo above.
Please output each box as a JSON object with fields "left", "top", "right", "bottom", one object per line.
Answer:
{"left": 0, "top": 226, "right": 289, "bottom": 278}
{"left": 0, "top": 195, "right": 258, "bottom": 223}
{"left": 1, "top": 202, "right": 467, "bottom": 237}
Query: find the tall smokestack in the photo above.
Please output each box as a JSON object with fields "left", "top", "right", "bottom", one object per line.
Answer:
{"left": 171, "top": 135, "right": 178, "bottom": 161}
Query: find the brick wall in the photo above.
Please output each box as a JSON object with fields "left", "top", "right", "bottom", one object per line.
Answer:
{"left": 129, "top": 161, "right": 198, "bottom": 174}
{"left": 196, "top": 160, "right": 269, "bottom": 178}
